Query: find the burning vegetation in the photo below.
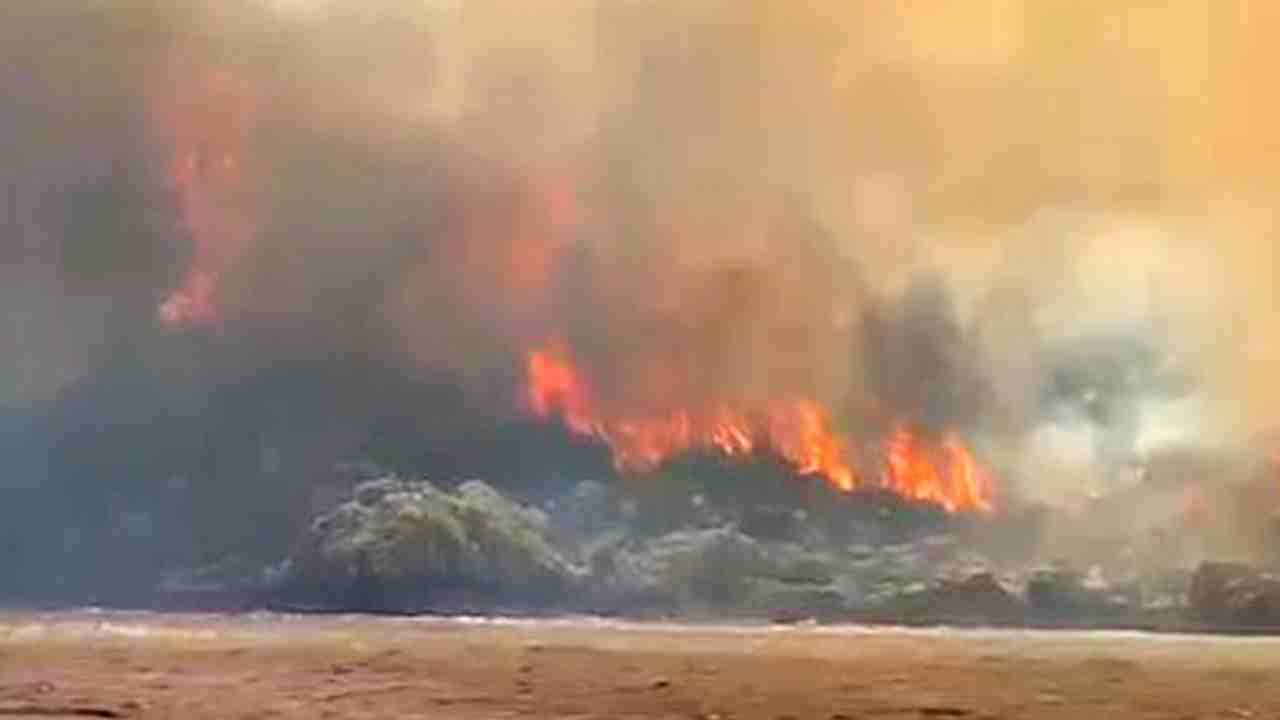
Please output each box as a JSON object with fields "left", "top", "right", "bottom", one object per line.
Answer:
{"left": 527, "top": 341, "right": 857, "bottom": 490}
{"left": 526, "top": 339, "right": 995, "bottom": 512}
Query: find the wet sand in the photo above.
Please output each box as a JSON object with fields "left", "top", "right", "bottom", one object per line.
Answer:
{"left": 2, "top": 611, "right": 1278, "bottom": 719}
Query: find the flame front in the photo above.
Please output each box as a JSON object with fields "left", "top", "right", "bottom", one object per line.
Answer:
{"left": 526, "top": 342, "right": 856, "bottom": 489}
{"left": 883, "top": 425, "right": 995, "bottom": 512}
{"left": 527, "top": 342, "right": 599, "bottom": 437}
{"left": 527, "top": 342, "right": 995, "bottom": 511}
{"left": 766, "top": 400, "right": 856, "bottom": 491}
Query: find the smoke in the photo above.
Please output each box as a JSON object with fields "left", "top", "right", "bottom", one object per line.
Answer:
{"left": 4, "top": 1, "right": 1280, "bottom": 597}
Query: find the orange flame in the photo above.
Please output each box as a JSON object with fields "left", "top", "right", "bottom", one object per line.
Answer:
{"left": 527, "top": 341, "right": 598, "bottom": 436}
{"left": 529, "top": 342, "right": 998, "bottom": 511}
{"left": 882, "top": 425, "right": 994, "bottom": 512}
{"left": 152, "top": 67, "right": 256, "bottom": 329}
{"left": 527, "top": 341, "right": 999, "bottom": 511}
{"left": 766, "top": 400, "right": 856, "bottom": 491}
{"left": 527, "top": 341, "right": 858, "bottom": 493}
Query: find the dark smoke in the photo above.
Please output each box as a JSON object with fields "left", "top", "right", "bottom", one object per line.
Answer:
{"left": 860, "top": 276, "right": 990, "bottom": 435}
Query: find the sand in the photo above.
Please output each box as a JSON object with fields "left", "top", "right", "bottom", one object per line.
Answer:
{"left": 2, "top": 611, "right": 1278, "bottom": 719}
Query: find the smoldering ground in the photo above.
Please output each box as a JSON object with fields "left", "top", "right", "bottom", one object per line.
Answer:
{"left": 1, "top": 2, "right": 1279, "bottom": 605}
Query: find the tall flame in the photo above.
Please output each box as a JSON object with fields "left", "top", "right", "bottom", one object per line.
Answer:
{"left": 766, "top": 400, "right": 856, "bottom": 492}
{"left": 153, "top": 67, "right": 256, "bottom": 329}
{"left": 882, "top": 425, "right": 995, "bottom": 512}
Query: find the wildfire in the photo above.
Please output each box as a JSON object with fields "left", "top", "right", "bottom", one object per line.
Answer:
{"left": 882, "top": 425, "right": 995, "bottom": 512}
{"left": 527, "top": 341, "right": 598, "bottom": 436}
{"left": 526, "top": 341, "right": 997, "bottom": 511}
{"left": 527, "top": 341, "right": 857, "bottom": 494}
{"left": 765, "top": 400, "right": 856, "bottom": 491}
{"left": 152, "top": 67, "right": 256, "bottom": 329}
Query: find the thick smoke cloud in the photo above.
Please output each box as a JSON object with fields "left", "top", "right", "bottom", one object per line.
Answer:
{"left": 3, "top": 1, "right": 1280, "bottom": 598}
